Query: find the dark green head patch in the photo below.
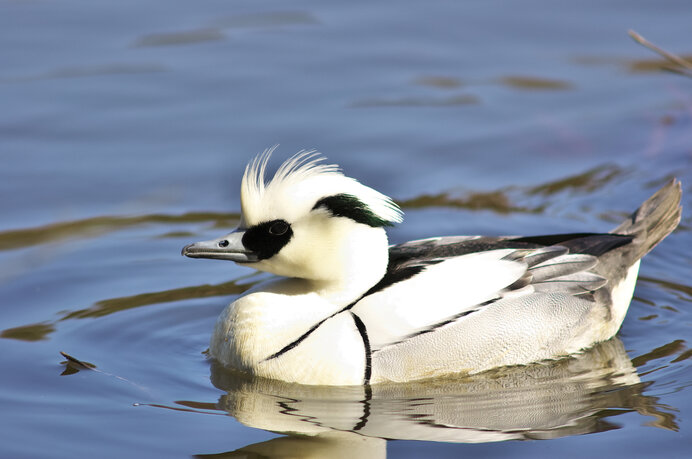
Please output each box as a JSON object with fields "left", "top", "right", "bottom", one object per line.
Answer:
{"left": 312, "top": 193, "right": 395, "bottom": 228}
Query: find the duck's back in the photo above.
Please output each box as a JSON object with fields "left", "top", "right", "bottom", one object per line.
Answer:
{"left": 357, "top": 180, "right": 681, "bottom": 384}
{"left": 354, "top": 236, "right": 621, "bottom": 383}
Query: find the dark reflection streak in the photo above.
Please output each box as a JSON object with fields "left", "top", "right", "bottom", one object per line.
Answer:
{"left": 0, "top": 212, "right": 240, "bottom": 252}
{"left": 60, "top": 280, "right": 251, "bottom": 320}
{"left": 398, "top": 164, "right": 625, "bottom": 215}
{"left": 176, "top": 400, "right": 225, "bottom": 411}
{"left": 638, "top": 276, "right": 692, "bottom": 301}
{"left": 671, "top": 349, "right": 692, "bottom": 363}
{"left": 142, "top": 403, "right": 227, "bottom": 416}
{"left": 572, "top": 54, "right": 692, "bottom": 76}
{"left": 633, "top": 295, "right": 656, "bottom": 307}
{"left": 1, "top": 279, "right": 253, "bottom": 342}
{"left": 527, "top": 164, "right": 624, "bottom": 196}
{"left": 631, "top": 340, "right": 687, "bottom": 368}
{"left": 499, "top": 75, "right": 573, "bottom": 90}
{"left": 627, "top": 55, "right": 692, "bottom": 76}
{"left": 0, "top": 322, "right": 55, "bottom": 342}
{"left": 633, "top": 393, "right": 680, "bottom": 432}
{"left": 572, "top": 386, "right": 676, "bottom": 433}
{"left": 639, "top": 366, "right": 670, "bottom": 378}
{"left": 398, "top": 191, "right": 542, "bottom": 215}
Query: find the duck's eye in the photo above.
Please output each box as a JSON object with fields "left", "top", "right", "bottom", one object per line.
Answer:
{"left": 269, "top": 221, "right": 289, "bottom": 236}
{"left": 218, "top": 240, "right": 229, "bottom": 248}
{"left": 242, "top": 219, "right": 293, "bottom": 260}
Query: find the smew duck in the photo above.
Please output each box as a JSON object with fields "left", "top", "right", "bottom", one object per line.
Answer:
{"left": 183, "top": 150, "right": 681, "bottom": 385}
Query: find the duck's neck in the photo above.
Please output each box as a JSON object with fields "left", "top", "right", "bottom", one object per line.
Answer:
{"left": 273, "top": 221, "right": 386, "bottom": 307}
{"left": 255, "top": 222, "right": 391, "bottom": 307}
{"left": 316, "top": 227, "right": 390, "bottom": 306}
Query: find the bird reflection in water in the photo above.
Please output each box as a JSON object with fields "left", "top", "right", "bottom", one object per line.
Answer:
{"left": 196, "top": 338, "right": 676, "bottom": 458}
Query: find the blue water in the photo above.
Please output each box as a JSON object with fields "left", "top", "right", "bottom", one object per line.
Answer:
{"left": 1, "top": 0, "right": 691, "bottom": 457}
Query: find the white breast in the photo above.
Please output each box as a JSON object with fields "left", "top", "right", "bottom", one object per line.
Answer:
{"left": 209, "top": 279, "right": 368, "bottom": 385}
{"left": 257, "top": 311, "right": 367, "bottom": 385}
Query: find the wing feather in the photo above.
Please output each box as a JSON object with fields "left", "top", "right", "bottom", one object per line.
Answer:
{"left": 352, "top": 249, "right": 526, "bottom": 351}
{"left": 529, "top": 254, "right": 598, "bottom": 281}
{"left": 352, "top": 234, "right": 615, "bottom": 353}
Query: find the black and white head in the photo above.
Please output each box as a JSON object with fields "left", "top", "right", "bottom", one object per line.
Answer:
{"left": 183, "top": 149, "right": 403, "bottom": 282}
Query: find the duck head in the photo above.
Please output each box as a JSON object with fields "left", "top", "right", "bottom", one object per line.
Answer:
{"left": 183, "top": 149, "right": 402, "bottom": 295}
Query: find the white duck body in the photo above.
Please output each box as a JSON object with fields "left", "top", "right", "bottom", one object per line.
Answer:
{"left": 184, "top": 150, "right": 681, "bottom": 386}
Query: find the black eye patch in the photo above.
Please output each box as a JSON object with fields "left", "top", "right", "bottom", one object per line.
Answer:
{"left": 242, "top": 219, "right": 293, "bottom": 260}
{"left": 268, "top": 220, "right": 289, "bottom": 235}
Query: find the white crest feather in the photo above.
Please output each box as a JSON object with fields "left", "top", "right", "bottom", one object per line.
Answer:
{"left": 239, "top": 147, "right": 403, "bottom": 227}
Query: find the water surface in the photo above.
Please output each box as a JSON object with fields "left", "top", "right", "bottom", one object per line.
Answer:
{"left": 1, "top": 1, "right": 691, "bottom": 457}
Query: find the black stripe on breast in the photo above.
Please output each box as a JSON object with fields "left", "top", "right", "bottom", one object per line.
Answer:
{"left": 262, "top": 307, "right": 374, "bottom": 369}
{"left": 263, "top": 302, "right": 377, "bottom": 365}
{"left": 351, "top": 312, "right": 372, "bottom": 384}
{"left": 262, "top": 316, "right": 331, "bottom": 361}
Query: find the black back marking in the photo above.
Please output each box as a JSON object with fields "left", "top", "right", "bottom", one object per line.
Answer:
{"left": 344, "top": 253, "right": 445, "bottom": 308}
{"left": 513, "top": 233, "right": 633, "bottom": 256}
{"left": 242, "top": 219, "right": 293, "bottom": 260}
{"left": 313, "top": 193, "right": 394, "bottom": 227}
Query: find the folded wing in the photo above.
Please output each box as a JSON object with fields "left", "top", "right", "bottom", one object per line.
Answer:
{"left": 352, "top": 237, "right": 607, "bottom": 352}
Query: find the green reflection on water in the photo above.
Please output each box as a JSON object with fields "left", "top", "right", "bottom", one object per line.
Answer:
{"left": 499, "top": 75, "right": 573, "bottom": 90}
{"left": 1, "top": 279, "right": 254, "bottom": 342}
{"left": 0, "top": 322, "right": 55, "bottom": 342}
{"left": 528, "top": 164, "right": 624, "bottom": 196}
{"left": 0, "top": 212, "right": 240, "bottom": 252}
{"left": 61, "top": 280, "right": 250, "bottom": 320}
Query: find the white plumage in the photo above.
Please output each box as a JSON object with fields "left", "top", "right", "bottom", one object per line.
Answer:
{"left": 183, "top": 149, "right": 681, "bottom": 385}
{"left": 240, "top": 148, "right": 402, "bottom": 229}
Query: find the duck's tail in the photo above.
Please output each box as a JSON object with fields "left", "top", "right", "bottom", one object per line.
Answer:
{"left": 611, "top": 178, "right": 682, "bottom": 262}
